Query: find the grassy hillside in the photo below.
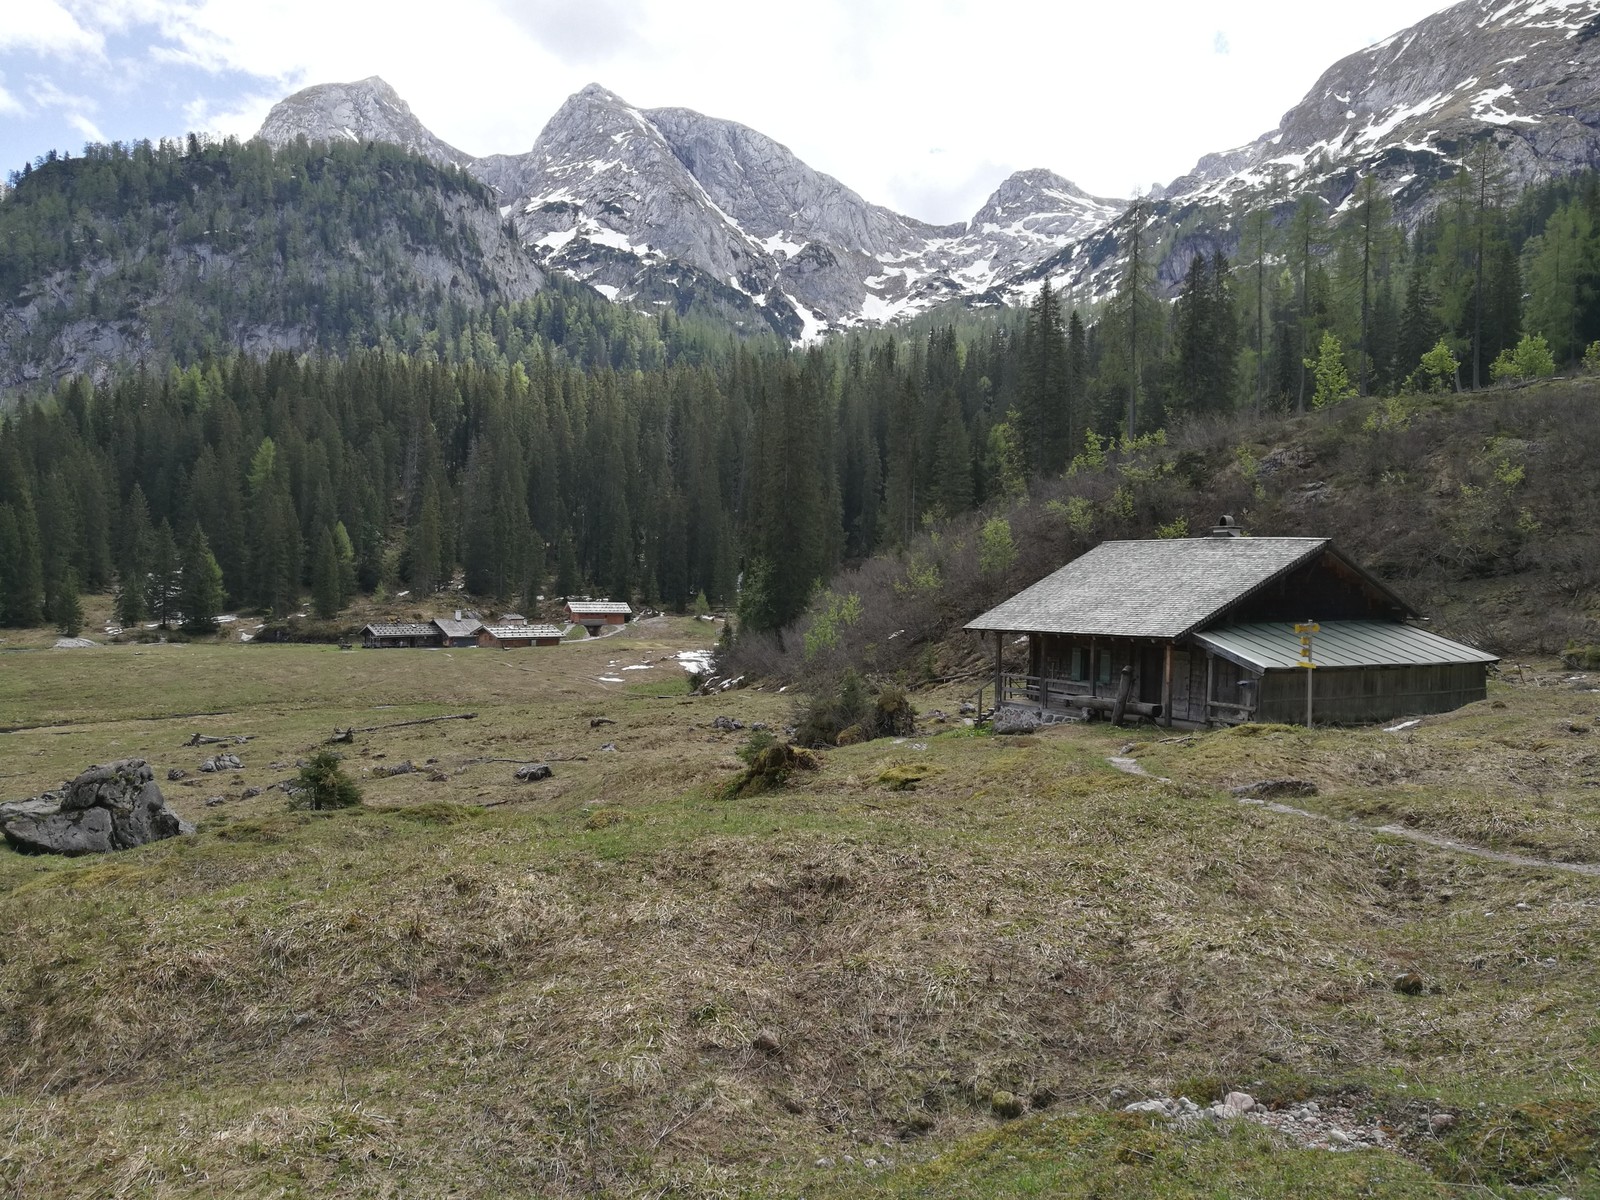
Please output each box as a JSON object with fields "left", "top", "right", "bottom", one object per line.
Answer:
{"left": 1, "top": 622, "right": 1597, "bottom": 1196}
{"left": 735, "top": 375, "right": 1600, "bottom": 688}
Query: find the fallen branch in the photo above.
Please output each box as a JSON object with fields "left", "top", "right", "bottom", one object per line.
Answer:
{"left": 329, "top": 712, "right": 477, "bottom": 741}
{"left": 459, "top": 754, "right": 590, "bottom": 767}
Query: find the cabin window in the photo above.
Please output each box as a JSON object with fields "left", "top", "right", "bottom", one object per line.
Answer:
{"left": 1070, "top": 648, "right": 1085, "bottom": 681}
{"left": 1098, "top": 654, "right": 1113, "bottom": 684}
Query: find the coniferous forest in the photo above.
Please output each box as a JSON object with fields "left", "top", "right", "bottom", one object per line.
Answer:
{"left": 5, "top": 137, "right": 1600, "bottom": 638}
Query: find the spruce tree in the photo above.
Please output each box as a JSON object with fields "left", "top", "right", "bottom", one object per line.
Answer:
{"left": 145, "top": 521, "right": 180, "bottom": 627}
{"left": 0, "top": 500, "right": 45, "bottom": 627}
{"left": 53, "top": 567, "right": 83, "bottom": 638}
{"left": 312, "top": 526, "right": 342, "bottom": 619}
{"left": 180, "top": 526, "right": 225, "bottom": 632}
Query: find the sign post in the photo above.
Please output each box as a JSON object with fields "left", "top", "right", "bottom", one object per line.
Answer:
{"left": 1294, "top": 621, "right": 1319, "bottom": 727}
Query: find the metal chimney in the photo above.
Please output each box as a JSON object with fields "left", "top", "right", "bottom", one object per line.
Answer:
{"left": 1210, "top": 514, "right": 1242, "bottom": 537}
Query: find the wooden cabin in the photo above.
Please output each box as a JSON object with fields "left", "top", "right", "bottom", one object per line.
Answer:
{"left": 477, "top": 623, "right": 564, "bottom": 649}
{"left": 965, "top": 532, "right": 1497, "bottom": 728}
{"left": 432, "top": 613, "right": 484, "bottom": 647}
{"left": 565, "top": 600, "right": 632, "bottom": 636}
{"left": 361, "top": 622, "right": 442, "bottom": 649}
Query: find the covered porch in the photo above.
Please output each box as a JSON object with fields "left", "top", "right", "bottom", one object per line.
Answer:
{"left": 984, "top": 631, "right": 1262, "bottom": 728}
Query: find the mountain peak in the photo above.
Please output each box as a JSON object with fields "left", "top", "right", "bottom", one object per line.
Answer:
{"left": 575, "top": 82, "right": 627, "bottom": 105}
{"left": 969, "top": 169, "right": 1125, "bottom": 232}
{"left": 257, "top": 77, "right": 469, "bottom": 168}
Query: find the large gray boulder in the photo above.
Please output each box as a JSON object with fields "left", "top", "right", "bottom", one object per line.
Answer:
{"left": 1, "top": 759, "right": 195, "bottom": 856}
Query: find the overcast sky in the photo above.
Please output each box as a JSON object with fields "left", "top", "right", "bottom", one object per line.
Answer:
{"left": 3, "top": 0, "right": 1455, "bottom": 223}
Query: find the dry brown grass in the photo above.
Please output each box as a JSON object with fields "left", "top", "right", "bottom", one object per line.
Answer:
{"left": 2, "top": 633, "right": 1599, "bottom": 1196}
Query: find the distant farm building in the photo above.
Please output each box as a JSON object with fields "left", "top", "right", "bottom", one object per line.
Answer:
{"left": 477, "top": 623, "right": 564, "bottom": 649}
{"left": 361, "top": 622, "right": 441, "bottom": 649}
{"left": 433, "top": 613, "right": 484, "bottom": 647}
{"left": 566, "top": 600, "right": 631, "bottom": 636}
{"left": 966, "top": 528, "right": 1497, "bottom": 728}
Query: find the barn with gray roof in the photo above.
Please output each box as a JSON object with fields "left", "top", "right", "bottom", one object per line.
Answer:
{"left": 965, "top": 529, "right": 1496, "bottom": 727}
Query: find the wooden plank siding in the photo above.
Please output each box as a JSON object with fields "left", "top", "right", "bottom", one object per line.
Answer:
{"left": 1256, "top": 662, "right": 1487, "bottom": 725}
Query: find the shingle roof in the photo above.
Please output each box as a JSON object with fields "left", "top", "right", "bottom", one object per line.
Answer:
{"left": 432, "top": 617, "right": 484, "bottom": 638}
{"left": 481, "top": 623, "right": 564, "bottom": 640}
{"left": 1193, "top": 621, "right": 1499, "bottom": 670}
{"left": 965, "top": 538, "right": 1375, "bottom": 639}
{"left": 567, "top": 600, "right": 631, "bottom": 616}
{"left": 363, "top": 623, "right": 438, "bottom": 639}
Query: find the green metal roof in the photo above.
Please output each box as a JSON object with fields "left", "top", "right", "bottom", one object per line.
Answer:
{"left": 1191, "top": 621, "right": 1499, "bottom": 671}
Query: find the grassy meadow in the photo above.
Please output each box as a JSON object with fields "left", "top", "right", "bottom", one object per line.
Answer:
{"left": 1, "top": 621, "right": 1598, "bottom": 1197}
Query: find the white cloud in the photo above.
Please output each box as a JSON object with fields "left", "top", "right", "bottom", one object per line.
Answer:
{"left": 0, "top": 0, "right": 103, "bottom": 57}
{"left": 67, "top": 112, "right": 107, "bottom": 143}
{"left": 0, "top": 78, "right": 22, "bottom": 116}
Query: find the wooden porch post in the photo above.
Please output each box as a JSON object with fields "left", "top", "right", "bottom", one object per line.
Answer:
{"left": 1161, "top": 642, "right": 1174, "bottom": 728}
{"left": 1089, "top": 637, "right": 1098, "bottom": 699}
{"left": 1205, "top": 650, "right": 1215, "bottom": 727}
{"left": 994, "top": 632, "right": 1003, "bottom": 706}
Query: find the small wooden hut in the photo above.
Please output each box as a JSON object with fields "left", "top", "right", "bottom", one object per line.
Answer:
{"left": 477, "top": 623, "right": 564, "bottom": 649}
{"left": 361, "top": 622, "right": 442, "bottom": 649}
{"left": 965, "top": 531, "right": 1496, "bottom": 728}
{"left": 566, "top": 600, "right": 632, "bottom": 636}
{"left": 432, "top": 613, "right": 484, "bottom": 647}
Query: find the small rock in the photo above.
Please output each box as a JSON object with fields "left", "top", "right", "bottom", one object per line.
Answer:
{"left": 1393, "top": 972, "right": 1426, "bottom": 995}
{"left": 599, "top": 742, "right": 618, "bottom": 752}
{"left": 814, "top": 1157, "right": 834, "bottom": 1168}
{"left": 711, "top": 715, "right": 745, "bottom": 732}
{"left": 428, "top": 771, "right": 449, "bottom": 783}
{"left": 590, "top": 717, "right": 617, "bottom": 728}
{"left": 992, "top": 711, "right": 1040, "bottom": 736}
{"left": 751, "top": 1028, "right": 782, "bottom": 1056}
{"left": 1224, "top": 1090, "right": 1256, "bottom": 1113}
{"left": 166, "top": 767, "right": 187, "bottom": 781}
{"left": 241, "top": 787, "right": 262, "bottom": 799}
{"left": 990, "top": 1090, "right": 1024, "bottom": 1119}
{"left": 1210, "top": 1103, "right": 1244, "bottom": 1120}
{"left": 959, "top": 701, "right": 977, "bottom": 715}
{"left": 205, "top": 796, "right": 226, "bottom": 807}
{"left": 514, "top": 763, "right": 553, "bottom": 782}
{"left": 1428, "top": 1112, "right": 1457, "bottom": 1133}
{"left": 374, "top": 760, "right": 415, "bottom": 778}
{"left": 1328, "top": 1129, "right": 1352, "bottom": 1146}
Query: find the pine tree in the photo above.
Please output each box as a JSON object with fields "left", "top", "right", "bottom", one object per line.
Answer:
{"left": 1396, "top": 258, "right": 1445, "bottom": 385}
{"left": 53, "top": 567, "right": 83, "bottom": 637}
{"left": 408, "top": 475, "right": 444, "bottom": 595}
{"left": 145, "top": 521, "right": 180, "bottom": 627}
{"left": 554, "top": 528, "right": 580, "bottom": 597}
{"left": 1018, "top": 279, "right": 1070, "bottom": 472}
{"left": 0, "top": 503, "right": 45, "bottom": 627}
{"left": 1341, "top": 174, "right": 1397, "bottom": 395}
{"left": 925, "top": 390, "right": 973, "bottom": 519}
{"left": 312, "top": 526, "right": 342, "bottom": 619}
{"left": 180, "top": 525, "right": 224, "bottom": 632}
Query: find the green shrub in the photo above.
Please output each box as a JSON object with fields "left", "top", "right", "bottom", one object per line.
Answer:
{"left": 290, "top": 750, "right": 363, "bottom": 810}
